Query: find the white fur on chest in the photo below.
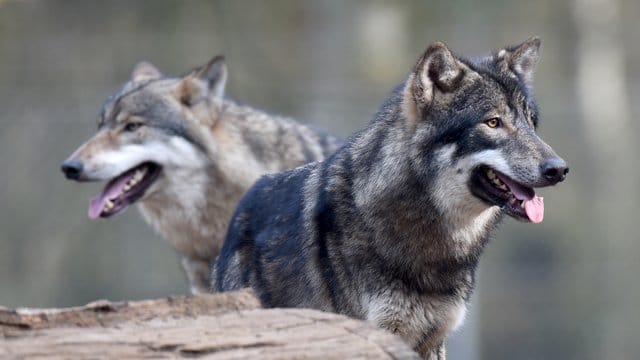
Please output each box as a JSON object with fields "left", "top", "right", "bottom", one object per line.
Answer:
{"left": 364, "top": 291, "right": 468, "bottom": 348}
{"left": 138, "top": 168, "right": 213, "bottom": 257}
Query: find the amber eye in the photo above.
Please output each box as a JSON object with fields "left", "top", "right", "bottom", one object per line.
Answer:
{"left": 124, "top": 122, "right": 143, "bottom": 132}
{"left": 485, "top": 117, "right": 501, "bottom": 129}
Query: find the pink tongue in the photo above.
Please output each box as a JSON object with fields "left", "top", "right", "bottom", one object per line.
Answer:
{"left": 496, "top": 173, "right": 545, "bottom": 224}
{"left": 524, "top": 196, "right": 544, "bottom": 224}
{"left": 88, "top": 173, "right": 132, "bottom": 219}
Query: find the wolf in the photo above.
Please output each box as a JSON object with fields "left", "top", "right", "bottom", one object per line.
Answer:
{"left": 61, "top": 55, "right": 342, "bottom": 294}
{"left": 213, "top": 37, "right": 568, "bottom": 358}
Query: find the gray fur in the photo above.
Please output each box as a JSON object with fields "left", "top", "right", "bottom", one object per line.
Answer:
{"left": 62, "top": 55, "right": 342, "bottom": 294}
{"left": 214, "top": 38, "right": 567, "bottom": 358}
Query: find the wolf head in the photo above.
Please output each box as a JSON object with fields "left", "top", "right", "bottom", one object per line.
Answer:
{"left": 402, "top": 37, "right": 568, "bottom": 224}
{"left": 61, "top": 56, "right": 228, "bottom": 219}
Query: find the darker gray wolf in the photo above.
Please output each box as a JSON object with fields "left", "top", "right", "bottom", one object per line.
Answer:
{"left": 61, "top": 55, "right": 342, "bottom": 294}
{"left": 213, "top": 37, "right": 568, "bottom": 358}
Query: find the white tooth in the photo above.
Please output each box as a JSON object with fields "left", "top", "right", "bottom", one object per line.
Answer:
{"left": 105, "top": 200, "right": 114, "bottom": 210}
{"left": 521, "top": 201, "right": 525, "bottom": 208}
{"left": 123, "top": 184, "right": 131, "bottom": 192}
{"left": 499, "top": 184, "right": 508, "bottom": 191}
{"left": 488, "top": 170, "right": 496, "bottom": 179}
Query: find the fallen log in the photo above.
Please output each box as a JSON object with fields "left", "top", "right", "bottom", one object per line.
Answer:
{"left": 0, "top": 289, "right": 419, "bottom": 359}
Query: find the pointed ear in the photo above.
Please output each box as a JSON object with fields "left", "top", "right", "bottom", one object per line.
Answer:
{"left": 131, "top": 61, "right": 162, "bottom": 82}
{"left": 406, "top": 42, "right": 465, "bottom": 116}
{"left": 190, "top": 55, "right": 228, "bottom": 99}
{"left": 500, "top": 36, "right": 541, "bottom": 86}
{"left": 178, "top": 55, "right": 228, "bottom": 107}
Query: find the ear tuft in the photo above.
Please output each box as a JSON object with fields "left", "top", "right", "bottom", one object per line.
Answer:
{"left": 131, "top": 61, "right": 162, "bottom": 83}
{"left": 506, "top": 36, "right": 541, "bottom": 86}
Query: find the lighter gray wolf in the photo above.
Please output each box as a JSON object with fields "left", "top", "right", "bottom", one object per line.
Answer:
{"left": 213, "top": 37, "right": 568, "bottom": 358}
{"left": 61, "top": 55, "right": 342, "bottom": 294}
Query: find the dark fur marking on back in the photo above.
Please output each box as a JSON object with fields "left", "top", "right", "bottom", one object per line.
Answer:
{"left": 295, "top": 130, "right": 317, "bottom": 162}
{"left": 313, "top": 163, "right": 342, "bottom": 312}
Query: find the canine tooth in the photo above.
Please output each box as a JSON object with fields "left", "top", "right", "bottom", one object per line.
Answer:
{"left": 104, "top": 200, "right": 114, "bottom": 210}
{"left": 123, "top": 184, "right": 131, "bottom": 192}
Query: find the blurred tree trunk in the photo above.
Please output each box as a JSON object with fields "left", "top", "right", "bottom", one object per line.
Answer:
{"left": 572, "top": 0, "right": 639, "bottom": 357}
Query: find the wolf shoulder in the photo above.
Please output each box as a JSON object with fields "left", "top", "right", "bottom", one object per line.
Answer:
{"left": 213, "top": 162, "right": 320, "bottom": 291}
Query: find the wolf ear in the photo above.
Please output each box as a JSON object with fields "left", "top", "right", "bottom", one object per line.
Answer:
{"left": 500, "top": 36, "right": 541, "bottom": 86}
{"left": 191, "top": 55, "right": 228, "bottom": 99}
{"left": 405, "top": 42, "right": 465, "bottom": 118}
{"left": 131, "top": 61, "right": 162, "bottom": 82}
{"left": 178, "top": 55, "right": 228, "bottom": 107}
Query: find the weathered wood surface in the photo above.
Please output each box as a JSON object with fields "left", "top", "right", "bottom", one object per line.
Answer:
{"left": 0, "top": 289, "right": 419, "bottom": 359}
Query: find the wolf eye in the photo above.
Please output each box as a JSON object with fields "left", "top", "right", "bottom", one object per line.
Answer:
{"left": 484, "top": 117, "right": 501, "bottom": 128}
{"left": 124, "top": 122, "right": 144, "bottom": 132}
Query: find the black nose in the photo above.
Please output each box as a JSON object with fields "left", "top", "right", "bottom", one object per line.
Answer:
{"left": 61, "top": 159, "right": 84, "bottom": 180}
{"left": 541, "top": 158, "right": 569, "bottom": 185}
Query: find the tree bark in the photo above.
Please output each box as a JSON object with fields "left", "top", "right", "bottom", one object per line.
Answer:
{"left": 0, "top": 289, "right": 418, "bottom": 359}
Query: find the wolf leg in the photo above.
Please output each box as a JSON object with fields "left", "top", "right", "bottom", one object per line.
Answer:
{"left": 179, "top": 256, "right": 211, "bottom": 294}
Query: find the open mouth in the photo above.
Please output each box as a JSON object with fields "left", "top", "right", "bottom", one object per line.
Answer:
{"left": 88, "top": 162, "right": 162, "bottom": 219}
{"left": 470, "top": 166, "right": 544, "bottom": 223}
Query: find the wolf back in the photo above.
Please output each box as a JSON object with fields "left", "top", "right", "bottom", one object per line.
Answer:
{"left": 62, "top": 56, "right": 342, "bottom": 294}
{"left": 214, "top": 37, "right": 568, "bottom": 358}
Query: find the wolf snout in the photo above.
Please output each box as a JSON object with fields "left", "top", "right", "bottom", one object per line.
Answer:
{"left": 61, "top": 159, "right": 84, "bottom": 180}
{"left": 540, "top": 157, "right": 568, "bottom": 185}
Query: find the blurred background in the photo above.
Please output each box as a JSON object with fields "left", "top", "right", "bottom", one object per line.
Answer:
{"left": 1, "top": 0, "right": 639, "bottom": 359}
